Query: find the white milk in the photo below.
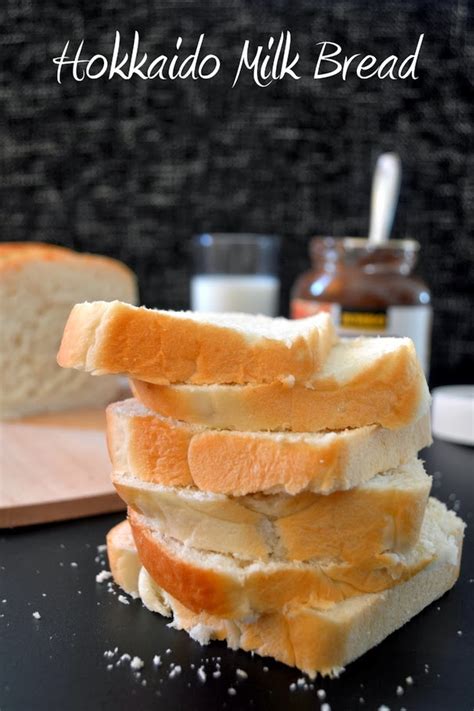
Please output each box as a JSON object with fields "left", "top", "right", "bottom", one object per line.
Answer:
{"left": 191, "top": 274, "right": 280, "bottom": 316}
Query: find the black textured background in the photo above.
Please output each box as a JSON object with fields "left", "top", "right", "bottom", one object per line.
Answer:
{"left": 0, "top": 0, "right": 473, "bottom": 386}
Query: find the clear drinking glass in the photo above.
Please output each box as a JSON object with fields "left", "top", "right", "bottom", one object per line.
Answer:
{"left": 191, "top": 233, "right": 280, "bottom": 315}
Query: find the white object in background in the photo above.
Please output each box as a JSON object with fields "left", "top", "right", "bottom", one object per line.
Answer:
{"left": 431, "top": 385, "right": 474, "bottom": 446}
{"left": 191, "top": 274, "right": 280, "bottom": 316}
{"left": 368, "top": 153, "right": 402, "bottom": 245}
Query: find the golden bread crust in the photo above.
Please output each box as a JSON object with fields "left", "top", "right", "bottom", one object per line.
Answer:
{"left": 0, "top": 241, "right": 135, "bottom": 282}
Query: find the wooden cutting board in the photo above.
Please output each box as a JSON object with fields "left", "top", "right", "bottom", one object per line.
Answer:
{"left": 0, "top": 408, "right": 125, "bottom": 528}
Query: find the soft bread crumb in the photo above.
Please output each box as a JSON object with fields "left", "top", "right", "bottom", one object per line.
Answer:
{"left": 228, "top": 688, "right": 236, "bottom": 696}
{"left": 197, "top": 666, "right": 207, "bottom": 682}
{"left": 317, "top": 689, "right": 326, "bottom": 700}
{"left": 118, "top": 595, "right": 130, "bottom": 605}
{"left": 130, "top": 656, "right": 144, "bottom": 670}
{"left": 32, "top": 611, "right": 41, "bottom": 619}
{"left": 96, "top": 570, "right": 113, "bottom": 583}
{"left": 153, "top": 655, "right": 162, "bottom": 666}
{"left": 396, "top": 685, "right": 404, "bottom": 695}
{"left": 236, "top": 668, "right": 248, "bottom": 679}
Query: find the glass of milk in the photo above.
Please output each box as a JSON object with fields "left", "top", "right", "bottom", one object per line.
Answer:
{"left": 191, "top": 233, "right": 280, "bottom": 315}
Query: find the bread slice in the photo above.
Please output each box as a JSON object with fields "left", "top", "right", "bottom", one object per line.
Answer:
{"left": 128, "top": 497, "right": 450, "bottom": 619}
{"left": 132, "top": 336, "right": 430, "bottom": 432}
{"left": 105, "top": 516, "right": 141, "bottom": 599}
{"left": 57, "top": 301, "right": 336, "bottom": 385}
{"left": 107, "top": 398, "right": 431, "bottom": 495}
{"left": 107, "top": 504, "right": 464, "bottom": 678}
{"left": 0, "top": 243, "right": 137, "bottom": 419}
{"left": 112, "top": 459, "right": 431, "bottom": 565}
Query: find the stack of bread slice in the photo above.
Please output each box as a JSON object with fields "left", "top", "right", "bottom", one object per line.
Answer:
{"left": 58, "top": 301, "right": 465, "bottom": 678}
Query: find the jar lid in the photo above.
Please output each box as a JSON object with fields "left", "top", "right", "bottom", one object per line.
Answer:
{"left": 431, "top": 385, "right": 474, "bottom": 446}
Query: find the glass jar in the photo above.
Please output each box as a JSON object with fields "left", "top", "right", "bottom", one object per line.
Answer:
{"left": 191, "top": 234, "right": 280, "bottom": 316}
{"left": 291, "top": 237, "right": 432, "bottom": 374}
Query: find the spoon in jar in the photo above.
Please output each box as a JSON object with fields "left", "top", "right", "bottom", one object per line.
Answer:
{"left": 368, "top": 152, "right": 402, "bottom": 245}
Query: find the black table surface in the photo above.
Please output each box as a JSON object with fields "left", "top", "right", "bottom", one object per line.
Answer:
{"left": 1, "top": 438, "right": 473, "bottom": 711}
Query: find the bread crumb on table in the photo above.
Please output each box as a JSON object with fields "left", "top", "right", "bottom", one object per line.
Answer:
{"left": 197, "top": 666, "right": 207, "bottom": 683}
{"left": 169, "top": 665, "right": 182, "bottom": 679}
{"left": 228, "top": 688, "right": 237, "bottom": 696}
{"left": 317, "top": 689, "right": 326, "bottom": 700}
{"left": 117, "top": 595, "right": 130, "bottom": 605}
{"left": 95, "top": 570, "right": 113, "bottom": 583}
{"left": 130, "top": 656, "right": 144, "bottom": 670}
{"left": 32, "top": 611, "right": 41, "bottom": 619}
{"left": 236, "top": 669, "right": 248, "bottom": 680}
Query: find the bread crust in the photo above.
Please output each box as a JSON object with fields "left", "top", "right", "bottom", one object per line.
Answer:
{"left": 128, "top": 505, "right": 438, "bottom": 619}
{"left": 0, "top": 242, "right": 136, "bottom": 282}
{"left": 132, "top": 338, "right": 429, "bottom": 431}
{"left": 57, "top": 300, "right": 336, "bottom": 384}
{"left": 113, "top": 460, "right": 431, "bottom": 564}
{"left": 106, "top": 521, "right": 141, "bottom": 598}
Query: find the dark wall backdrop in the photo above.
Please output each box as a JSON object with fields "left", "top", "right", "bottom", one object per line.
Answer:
{"left": 1, "top": 0, "right": 473, "bottom": 385}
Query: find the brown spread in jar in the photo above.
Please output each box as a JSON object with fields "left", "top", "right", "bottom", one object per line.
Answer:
{"left": 291, "top": 237, "right": 432, "bottom": 373}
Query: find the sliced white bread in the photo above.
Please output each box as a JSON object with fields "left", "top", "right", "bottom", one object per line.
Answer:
{"left": 112, "top": 459, "right": 431, "bottom": 565}
{"left": 132, "top": 336, "right": 430, "bottom": 432}
{"left": 0, "top": 243, "right": 137, "bottom": 419}
{"left": 107, "top": 398, "right": 431, "bottom": 495}
{"left": 107, "top": 505, "right": 464, "bottom": 678}
{"left": 57, "top": 300, "right": 336, "bottom": 385}
{"left": 128, "top": 498, "right": 451, "bottom": 619}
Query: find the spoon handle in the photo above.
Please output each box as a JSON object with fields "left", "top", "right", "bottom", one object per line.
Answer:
{"left": 368, "top": 153, "right": 402, "bottom": 245}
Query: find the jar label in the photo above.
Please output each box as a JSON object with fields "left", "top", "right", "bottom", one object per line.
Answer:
{"left": 291, "top": 299, "right": 432, "bottom": 374}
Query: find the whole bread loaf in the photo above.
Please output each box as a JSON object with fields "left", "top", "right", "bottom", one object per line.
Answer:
{"left": 0, "top": 243, "right": 137, "bottom": 419}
